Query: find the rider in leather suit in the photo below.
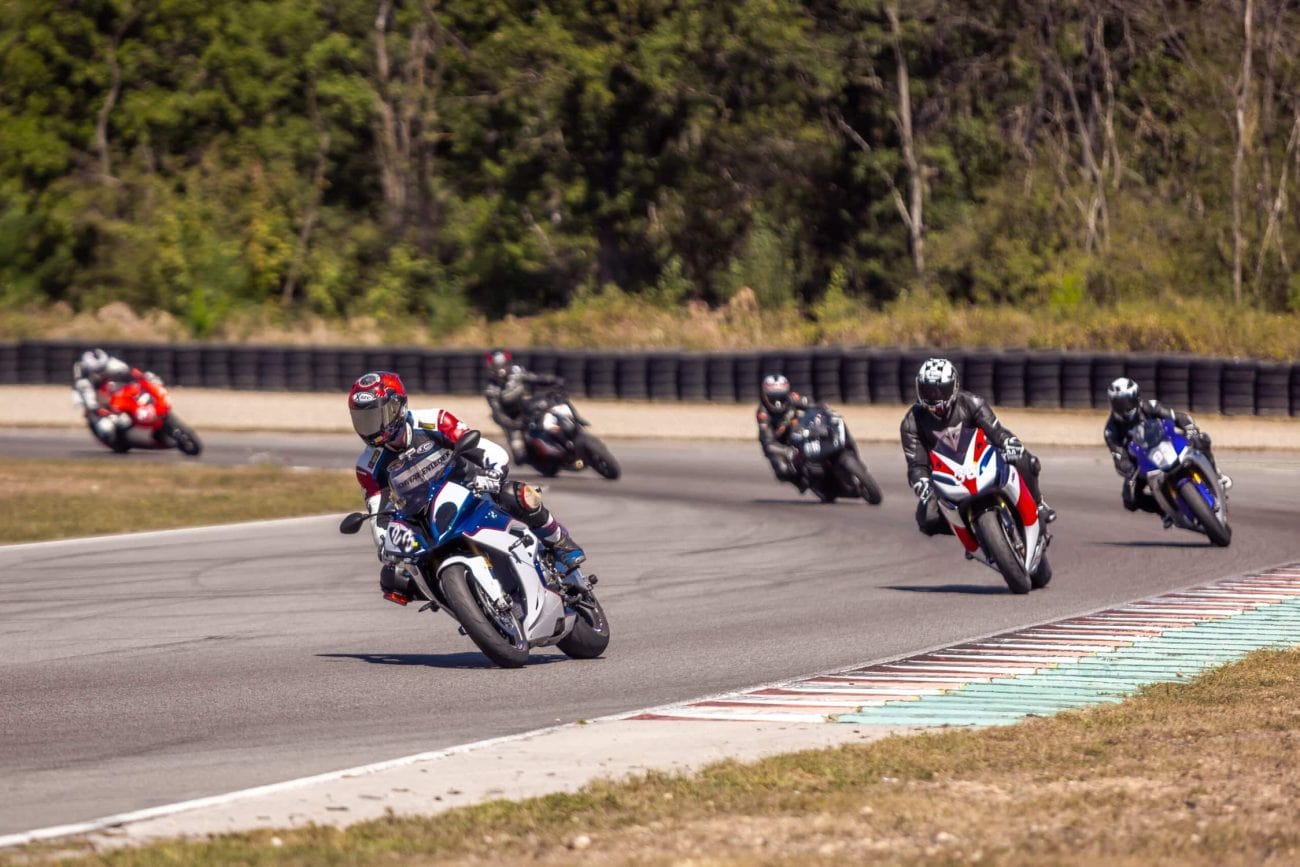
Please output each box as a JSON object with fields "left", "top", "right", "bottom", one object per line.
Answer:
{"left": 756, "top": 374, "right": 811, "bottom": 491}
{"left": 72, "top": 348, "right": 161, "bottom": 447}
{"left": 1103, "top": 376, "right": 1232, "bottom": 524}
{"left": 483, "top": 349, "right": 565, "bottom": 465}
{"left": 350, "top": 371, "right": 585, "bottom": 605}
{"left": 901, "top": 358, "right": 1056, "bottom": 536}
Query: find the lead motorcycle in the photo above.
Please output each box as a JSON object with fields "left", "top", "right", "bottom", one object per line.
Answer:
{"left": 928, "top": 426, "right": 1051, "bottom": 594}
{"left": 1126, "top": 417, "right": 1231, "bottom": 547}
{"left": 521, "top": 387, "right": 620, "bottom": 480}
{"left": 339, "top": 431, "right": 611, "bottom": 668}
{"left": 788, "top": 405, "right": 883, "bottom": 504}
{"left": 73, "top": 370, "right": 202, "bottom": 456}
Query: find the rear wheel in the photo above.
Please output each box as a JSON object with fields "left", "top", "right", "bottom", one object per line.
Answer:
{"left": 839, "top": 454, "right": 883, "bottom": 505}
{"left": 438, "top": 564, "right": 529, "bottom": 668}
{"left": 166, "top": 415, "right": 202, "bottom": 456}
{"left": 973, "top": 507, "right": 1031, "bottom": 594}
{"left": 578, "top": 435, "right": 621, "bottom": 480}
{"left": 1182, "top": 481, "right": 1232, "bottom": 547}
{"left": 557, "top": 592, "right": 611, "bottom": 659}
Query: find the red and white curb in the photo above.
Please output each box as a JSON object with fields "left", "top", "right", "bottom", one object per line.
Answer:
{"left": 627, "top": 565, "right": 1300, "bottom": 723}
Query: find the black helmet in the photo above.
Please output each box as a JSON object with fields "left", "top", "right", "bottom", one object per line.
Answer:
{"left": 916, "top": 357, "right": 959, "bottom": 421}
{"left": 760, "top": 374, "right": 793, "bottom": 414}
{"left": 1108, "top": 377, "right": 1140, "bottom": 422}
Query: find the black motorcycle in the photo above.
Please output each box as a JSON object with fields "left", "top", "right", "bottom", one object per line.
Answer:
{"left": 789, "top": 405, "right": 883, "bottom": 504}
{"left": 521, "top": 387, "right": 620, "bottom": 480}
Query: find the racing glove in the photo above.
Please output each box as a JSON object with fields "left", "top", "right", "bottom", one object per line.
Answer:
{"left": 912, "top": 478, "right": 932, "bottom": 503}
{"left": 467, "top": 467, "right": 503, "bottom": 495}
{"left": 1001, "top": 436, "right": 1024, "bottom": 462}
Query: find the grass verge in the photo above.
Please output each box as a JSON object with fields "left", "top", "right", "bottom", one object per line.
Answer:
{"left": 0, "top": 458, "right": 358, "bottom": 544}
{"left": 13, "top": 649, "right": 1300, "bottom": 865}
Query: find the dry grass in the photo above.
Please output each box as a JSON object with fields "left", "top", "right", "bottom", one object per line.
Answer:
{"left": 17, "top": 649, "right": 1300, "bottom": 865}
{"left": 0, "top": 458, "right": 358, "bottom": 543}
{"left": 6, "top": 292, "right": 1300, "bottom": 359}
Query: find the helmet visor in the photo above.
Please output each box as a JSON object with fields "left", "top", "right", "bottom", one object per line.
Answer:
{"left": 917, "top": 380, "right": 955, "bottom": 406}
{"left": 350, "top": 399, "right": 403, "bottom": 446}
{"left": 1110, "top": 394, "right": 1139, "bottom": 417}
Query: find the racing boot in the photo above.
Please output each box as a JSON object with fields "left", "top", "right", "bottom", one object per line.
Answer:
{"left": 1218, "top": 473, "right": 1233, "bottom": 492}
{"left": 1038, "top": 500, "right": 1057, "bottom": 524}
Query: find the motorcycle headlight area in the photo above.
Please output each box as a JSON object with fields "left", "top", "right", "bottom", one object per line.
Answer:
{"left": 1150, "top": 441, "right": 1180, "bottom": 469}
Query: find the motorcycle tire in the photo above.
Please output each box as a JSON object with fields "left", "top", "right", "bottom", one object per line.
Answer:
{"left": 839, "top": 454, "right": 883, "bottom": 505}
{"left": 1182, "top": 484, "right": 1232, "bottom": 547}
{"left": 438, "top": 564, "right": 529, "bottom": 668}
{"left": 166, "top": 416, "right": 203, "bottom": 457}
{"left": 557, "top": 592, "right": 611, "bottom": 659}
{"left": 1030, "top": 555, "right": 1052, "bottom": 589}
{"left": 973, "top": 507, "right": 1032, "bottom": 595}
{"left": 578, "top": 435, "right": 621, "bottom": 480}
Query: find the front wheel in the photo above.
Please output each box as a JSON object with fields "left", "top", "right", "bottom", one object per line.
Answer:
{"left": 557, "top": 593, "right": 611, "bottom": 659}
{"left": 973, "top": 507, "right": 1031, "bottom": 594}
{"left": 578, "top": 435, "right": 621, "bottom": 480}
{"left": 1030, "top": 555, "right": 1052, "bottom": 589}
{"left": 838, "top": 454, "right": 883, "bottom": 505}
{"left": 438, "top": 564, "right": 529, "bottom": 668}
{"left": 1182, "top": 481, "right": 1232, "bottom": 547}
{"left": 166, "top": 415, "right": 202, "bottom": 456}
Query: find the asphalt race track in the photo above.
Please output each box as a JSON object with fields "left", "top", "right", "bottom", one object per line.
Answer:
{"left": 2, "top": 428, "right": 1299, "bottom": 835}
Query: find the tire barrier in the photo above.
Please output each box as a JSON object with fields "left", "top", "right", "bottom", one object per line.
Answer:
{"left": 2, "top": 339, "right": 1296, "bottom": 417}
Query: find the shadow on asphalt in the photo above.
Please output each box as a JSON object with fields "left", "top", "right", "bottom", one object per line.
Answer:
{"left": 749, "top": 497, "right": 876, "bottom": 506}
{"left": 1092, "top": 539, "right": 1213, "bottom": 548}
{"left": 317, "top": 652, "right": 568, "bottom": 669}
{"left": 881, "top": 583, "right": 1009, "bottom": 595}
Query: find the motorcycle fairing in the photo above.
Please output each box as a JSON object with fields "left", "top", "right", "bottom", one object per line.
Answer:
{"left": 428, "top": 480, "right": 570, "bottom": 642}
{"left": 1127, "top": 418, "right": 1226, "bottom": 531}
{"left": 929, "top": 425, "right": 1044, "bottom": 572}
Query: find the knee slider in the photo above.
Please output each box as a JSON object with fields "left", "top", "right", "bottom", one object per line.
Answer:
{"left": 514, "top": 482, "right": 544, "bottom": 517}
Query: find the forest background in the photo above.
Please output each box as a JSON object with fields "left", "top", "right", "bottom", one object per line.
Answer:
{"left": 3, "top": 0, "right": 1300, "bottom": 357}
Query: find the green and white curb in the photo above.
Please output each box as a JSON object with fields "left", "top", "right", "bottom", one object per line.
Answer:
{"left": 633, "top": 564, "right": 1300, "bottom": 726}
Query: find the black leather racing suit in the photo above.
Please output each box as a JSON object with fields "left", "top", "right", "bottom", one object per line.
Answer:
{"left": 900, "top": 392, "right": 1045, "bottom": 536}
{"left": 1103, "top": 400, "right": 1218, "bottom": 515}
{"left": 484, "top": 366, "right": 563, "bottom": 463}
{"left": 756, "top": 393, "right": 811, "bottom": 484}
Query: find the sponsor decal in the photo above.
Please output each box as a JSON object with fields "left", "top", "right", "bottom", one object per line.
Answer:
{"left": 387, "top": 522, "right": 420, "bottom": 553}
{"left": 353, "top": 391, "right": 376, "bottom": 405}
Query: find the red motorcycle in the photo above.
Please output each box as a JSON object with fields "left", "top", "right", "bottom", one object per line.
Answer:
{"left": 88, "top": 370, "right": 203, "bottom": 456}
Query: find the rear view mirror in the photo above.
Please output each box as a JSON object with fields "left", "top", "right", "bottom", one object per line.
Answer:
{"left": 339, "top": 512, "right": 367, "bottom": 535}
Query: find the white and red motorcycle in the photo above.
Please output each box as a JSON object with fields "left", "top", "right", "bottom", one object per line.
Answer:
{"left": 928, "top": 426, "right": 1051, "bottom": 594}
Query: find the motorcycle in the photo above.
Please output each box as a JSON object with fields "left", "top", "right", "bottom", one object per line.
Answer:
{"left": 521, "top": 387, "right": 620, "bottom": 480}
{"left": 927, "top": 426, "right": 1050, "bottom": 594}
{"left": 339, "top": 430, "right": 611, "bottom": 669}
{"left": 1126, "top": 417, "right": 1231, "bottom": 547}
{"left": 788, "top": 405, "right": 883, "bottom": 504}
{"left": 73, "top": 370, "right": 202, "bottom": 456}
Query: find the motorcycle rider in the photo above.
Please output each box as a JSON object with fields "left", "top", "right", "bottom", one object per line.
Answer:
{"left": 901, "top": 357, "right": 1056, "bottom": 536}
{"left": 350, "top": 370, "right": 585, "bottom": 605}
{"left": 483, "top": 348, "right": 565, "bottom": 465}
{"left": 756, "top": 373, "right": 812, "bottom": 491}
{"left": 1103, "top": 377, "right": 1232, "bottom": 525}
{"left": 72, "top": 348, "right": 162, "bottom": 447}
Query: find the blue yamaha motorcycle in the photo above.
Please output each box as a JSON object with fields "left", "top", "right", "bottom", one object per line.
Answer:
{"left": 1127, "top": 418, "right": 1231, "bottom": 547}
{"left": 340, "top": 431, "right": 610, "bottom": 668}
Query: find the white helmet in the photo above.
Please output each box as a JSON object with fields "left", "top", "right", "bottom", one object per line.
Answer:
{"left": 916, "top": 357, "right": 958, "bottom": 420}
{"left": 78, "top": 348, "right": 110, "bottom": 377}
{"left": 1108, "top": 377, "right": 1140, "bottom": 422}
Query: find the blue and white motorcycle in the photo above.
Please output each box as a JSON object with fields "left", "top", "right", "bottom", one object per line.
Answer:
{"left": 340, "top": 431, "right": 611, "bottom": 668}
{"left": 1127, "top": 417, "right": 1231, "bottom": 547}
